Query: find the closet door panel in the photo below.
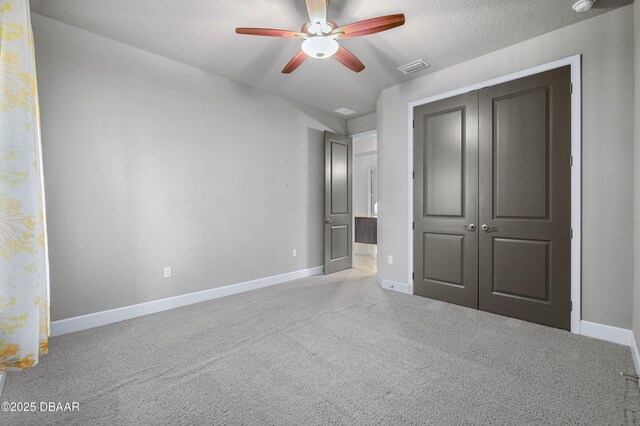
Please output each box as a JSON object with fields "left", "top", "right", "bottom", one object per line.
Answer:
{"left": 478, "top": 66, "right": 572, "bottom": 330}
{"left": 413, "top": 92, "right": 479, "bottom": 308}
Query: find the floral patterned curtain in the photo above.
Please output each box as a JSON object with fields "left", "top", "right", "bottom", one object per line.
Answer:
{"left": 0, "top": 0, "right": 49, "bottom": 372}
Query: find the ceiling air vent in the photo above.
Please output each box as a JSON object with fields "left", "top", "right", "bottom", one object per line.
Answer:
{"left": 398, "top": 59, "right": 430, "bottom": 75}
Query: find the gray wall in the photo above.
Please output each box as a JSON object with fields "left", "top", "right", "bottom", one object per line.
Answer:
{"left": 377, "top": 7, "right": 635, "bottom": 329}
{"left": 347, "top": 113, "right": 376, "bottom": 136}
{"left": 634, "top": 2, "right": 640, "bottom": 349}
{"left": 32, "top": 14, "right": 346, "bottom": 321}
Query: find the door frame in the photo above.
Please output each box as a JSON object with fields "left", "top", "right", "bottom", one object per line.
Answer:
{"left": 350, "top": 129, "right": 378, "bottom": 268}
{"left": 407, "top": 55, "right": 582, "bottom": 334}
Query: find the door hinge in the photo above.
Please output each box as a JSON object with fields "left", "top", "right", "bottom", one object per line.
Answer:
{"left": 412, "top": 120, "right": 415, "bottom": 128}
{"left": 570, "top": 155, "right": 573, "bottom": 167}
{"left": 412, "top": 221, "right": 415, "bottom": 230}
{"left": 412, "top": 272, "right": 415, "bottom": 280}
{"left": 570, "top": 228, "right": 573, "bottom": 239}
{"left": 570, "top": 82, "right": 573, "bottom": 94}
{"left": 412, "top": 171, "right": 415, "bottom": 179}
{"left": 570, "top": 300, "right": 573, "bottom": 311}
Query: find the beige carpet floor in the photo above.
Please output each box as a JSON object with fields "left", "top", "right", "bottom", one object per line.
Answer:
{"left": 2, "top": 269, "right": 639, "bottom": 425}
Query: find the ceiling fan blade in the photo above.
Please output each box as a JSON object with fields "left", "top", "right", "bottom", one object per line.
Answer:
{"left": 282, "top": 51, "right": 308, "bottom": 74}
{"left": 335, "top": 46, "right": 365, "bottom": 73}
{"left": 305, "top": 0, "right": 327, "bottom": 23}
{"left": 235, "top": 28, "right": 303, "bottom": 38}
{"left": 333, "top": 14, "right": 405, "bottom": 39}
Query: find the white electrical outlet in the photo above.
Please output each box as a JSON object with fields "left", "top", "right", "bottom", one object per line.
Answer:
{"left": 292, "top": 249, "right": 297, "bottom": 258}
{"left": 164, "top": 266, "right": 172, "bottom": 278}
{"left": 387, "top": 255, "right": 393, "bottom": 265}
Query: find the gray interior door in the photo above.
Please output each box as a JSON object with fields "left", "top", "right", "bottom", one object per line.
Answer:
{"left": 413, "top": 92, "right": 479, "bottom": 308}
{"left": 478, "top": 66, "right": 572, "bottom": 330}
{"left": 324, "top": 131, "right": 353, "bottom": 274}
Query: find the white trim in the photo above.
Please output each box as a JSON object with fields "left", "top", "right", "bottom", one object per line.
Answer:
{"left": 0, "top": 373, "right": 5, "bottom": 398}
{"left": 376, "top": 275, "right": 411, "bottom": 294}
{"left": 580, "top": 321, "right": 640, "bottom": 374}
{"left": 355, "top": 149, "right": 377, "bottom": 158}
{"left": 351, "top": 136, "right": 356, "bottom": 268}
{"left": 50, "top": 266, "right": 323, "bottom": 337}
{"left": 580, "top": 320, "right": 634, "bottom": 346}
{"left": 630, "top": 333, "right": 640, "bottom": 375}
{"left": 366, "top": 166, "right": 376, "bottom": 217}
{"left": 569, "top": 57, "right": 582, "bottom": 334}
{"left": 349, "top": 129, "right": 377, "bottom": 140}
{"left": 407, "top": 55, "right": 582, "bottom": 334}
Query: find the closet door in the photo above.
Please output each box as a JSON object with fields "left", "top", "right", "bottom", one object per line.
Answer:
{"left": 478, "top": 66, "right": 572, "bottom": 330}
{"left": 413, "top": 92, "right": 479, "bottom": 308}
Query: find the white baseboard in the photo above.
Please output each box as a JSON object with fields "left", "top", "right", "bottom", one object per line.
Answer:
{"left": 51, "top": 266, "right": 323, "bottom": 337}
{"left": 630, "top": 333, "right": 640, "bottom": 376}
{"left": 376, "top": 276, "right": 412, "bottom": 295}
{"left": 580, "top": 320, "right": 633, "bottom": 346}
{"left": 580, "top": 320, "right": 640, "bottom": 375}
{"left": 0, "top": 373, "right": 5, "bottom": 398}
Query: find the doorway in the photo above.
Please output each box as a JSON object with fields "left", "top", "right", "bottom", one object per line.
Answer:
{"left": 413, "top": 66, "right": 572, "bottom": 330}
{"left": 353, "top": 131, "right": 377, "bottom": 273}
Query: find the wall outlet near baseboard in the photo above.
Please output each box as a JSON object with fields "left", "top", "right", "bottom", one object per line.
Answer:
{"left": 387, "top": 255, "right": 393, "bottom": 264}
{"left": 292, "top": 249, "right": 297, "bottom": 258}
{"left": 164, "top": 266, "right": 172, "bottom": 278}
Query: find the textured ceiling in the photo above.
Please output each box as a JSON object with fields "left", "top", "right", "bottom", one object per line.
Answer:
{"left": 30, "top": 0, "right": 632, "bottom": 118}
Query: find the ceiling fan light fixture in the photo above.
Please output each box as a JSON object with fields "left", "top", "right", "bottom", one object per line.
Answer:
{"left": 572, "top": 0, "right": 595, "bottom": 12}
{"left": 302, "top": 36, "right": 339, "bottom": 59}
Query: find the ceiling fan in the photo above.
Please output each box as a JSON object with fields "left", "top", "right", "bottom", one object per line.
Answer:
{"left": 235, "top": 0, "right": 405, "bottom": 74}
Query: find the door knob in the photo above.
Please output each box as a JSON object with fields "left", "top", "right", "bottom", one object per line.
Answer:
{"left": 464, "top": 224, "right": 476, "bottom": 231}
{"left": 324, "top": 218, "right": 333, "bottom": 224}
{"left": 481, "top": 224, "right": 495, "bottom": 232}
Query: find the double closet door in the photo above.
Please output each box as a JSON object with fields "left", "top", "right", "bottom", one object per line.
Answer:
{"left": 413, "top": 66, "right": 572, "bottom": 330}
